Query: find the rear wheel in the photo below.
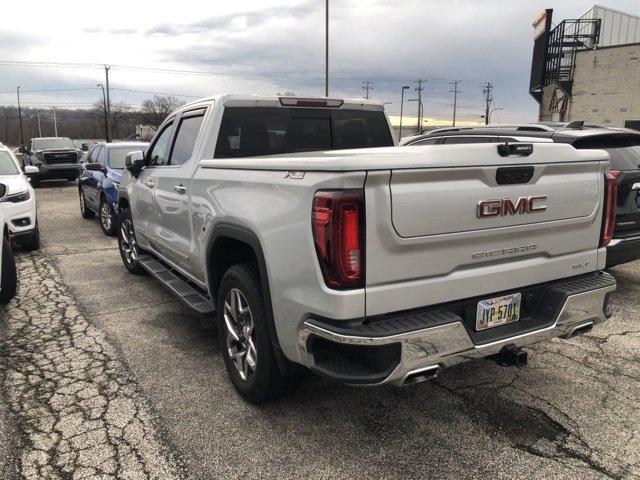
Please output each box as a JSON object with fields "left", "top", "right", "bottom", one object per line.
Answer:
{"left": 30, "top": 178, "right": 41, "bottom": 188}
{"left": 217, "top": 263, "right": 300, "bottom": 404}
{"left": 99, "top": 196, "right": 117, "bottom": 236}
{"left": 0, "top": 235, "right": 17, "bottom": 304}
{"left": 79, "top": 187, "right": 95, "bottom": 219}
{"left": 117, "top": 207, "right": 145, "bottom": 274}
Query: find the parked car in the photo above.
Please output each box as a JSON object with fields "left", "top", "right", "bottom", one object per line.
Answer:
{"left": 0, "top": 213, "right": 17, "bottom": 304}
{"left": 117, "top": 95, "right": 615, "bottom": 404}
{"left": 401, "top": 122, "right": 640, "bottom": 268}
{"left": 79, "top": 142, "right": 149, "bottom": 236}
{"left": 0, "top": 144, "right": 40, "bottom": 250}
{"left": 19, "top": 137, "right": 86, "bottom": 187}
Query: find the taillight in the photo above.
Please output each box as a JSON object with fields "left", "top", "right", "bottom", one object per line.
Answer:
{"left": 312, "top": 190, "right": 365, "bottom": 289}
{"left": 601, "top": 169, "right": 619, "bottom": 247}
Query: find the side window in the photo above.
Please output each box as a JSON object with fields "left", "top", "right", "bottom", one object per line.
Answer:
{"left": 412, "top": 138, "right": 438, "bottom": 145}
{"left": 442, "top": 136, "right": 494, "bottom": 144}
{"left": 147, "top": 122, "right": 174, "bottom": 166}
{"left": 89, "top": 146, "right": 102, "bottom": 163}
{"left": 86, "top": 146, "right": 96, "bottom": 162}
{"left": 169, "top": 112, "right": 205, "bottom": 165}
{"left": 97, "top": 147, "right": 108, "bottom": 166}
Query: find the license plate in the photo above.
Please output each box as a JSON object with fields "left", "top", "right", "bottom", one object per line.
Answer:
{"left": 476, "top": 293, "right": 521, "bottom": 331}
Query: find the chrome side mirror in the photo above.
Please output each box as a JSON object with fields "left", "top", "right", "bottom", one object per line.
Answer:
{"left": 125, "top": 150, "right": 146, "bottom": 177}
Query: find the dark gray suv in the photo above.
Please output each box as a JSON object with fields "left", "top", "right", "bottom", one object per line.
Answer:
{"left": 401, "top": 123, "right": 640, "bottom": 268}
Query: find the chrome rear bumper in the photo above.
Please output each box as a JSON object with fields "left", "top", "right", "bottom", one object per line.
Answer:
{"left": 298, "top": 273, "right": 616, "bottom": 386}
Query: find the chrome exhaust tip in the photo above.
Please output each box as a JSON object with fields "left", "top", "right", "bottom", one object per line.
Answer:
{"left": 402, "top": 365, "right": 440, "bottom": 386}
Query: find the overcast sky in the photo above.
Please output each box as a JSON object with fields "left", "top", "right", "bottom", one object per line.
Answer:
{"left": 0, "top": 0, "right": 638, "bottom": 126}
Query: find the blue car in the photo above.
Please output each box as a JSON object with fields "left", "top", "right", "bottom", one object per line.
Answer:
{"left": 78, "top": 142, "right": 148, "bottom": 236}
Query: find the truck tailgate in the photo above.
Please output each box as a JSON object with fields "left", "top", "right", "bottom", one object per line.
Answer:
{"left": 365, "top": 143, "right": 610, "bottom": 316}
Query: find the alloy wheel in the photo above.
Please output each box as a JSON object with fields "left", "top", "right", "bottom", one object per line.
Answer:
{"left": 79, "top": 190, "right": 85, "bottom": 212}
{"left": 101, "top": 202, "right": 112, "bottom": 231}
{"left": 224, "top": 288, "right": 257, "bottom": 381}
{"left": 120, "top": 219, "right": 139, "bottom": 264}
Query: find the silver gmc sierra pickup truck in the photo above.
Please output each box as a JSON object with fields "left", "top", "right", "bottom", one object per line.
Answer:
{"left": 116, "top": 94, "right": 617, "bottom": 404}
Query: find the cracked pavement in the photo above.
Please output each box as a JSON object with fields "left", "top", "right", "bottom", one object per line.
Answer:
{"left": 0, "top": 182, "right": 639, "bottom": 479}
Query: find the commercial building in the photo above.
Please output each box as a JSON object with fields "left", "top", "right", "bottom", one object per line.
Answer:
{"left": 530, "top": 5, "right": 640, "bottom": 128}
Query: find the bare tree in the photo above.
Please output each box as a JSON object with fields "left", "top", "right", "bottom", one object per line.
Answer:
{"left": 139, "top": 95, "right": 185, "bottom": 127}
{"left": 93, "top": 99, "right": 136, "bottom": 140}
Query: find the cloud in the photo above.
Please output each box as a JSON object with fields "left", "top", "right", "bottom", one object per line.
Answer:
{"left": 0, "top": 31, "right": 43, "bottom": 52}
{"left": 147, "top": 0, "right": 317, "bottom": 35}
{"left": 82, "top": 27, "right": 136, "bottom": 34}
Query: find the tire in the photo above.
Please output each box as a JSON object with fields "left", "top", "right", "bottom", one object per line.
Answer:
{"left": 21, "top": 222, "right": 40, "bottom": 251}
{"left": 99, "top": 196, "right": 117, "bottom": 236}
{"left": 217, "top": 263, "right": 300, "bottom": 404}
{"left": 0, "top": 235, "right": 18, "bottom": 304}
{"left": 30, "top": 178, "right": 41, "bottom": 188}
{"left": 79, "top": 187, "right": 95, "bottom": 219}
{"left": 117, "top": 207, "right": 145, "bottom": 274}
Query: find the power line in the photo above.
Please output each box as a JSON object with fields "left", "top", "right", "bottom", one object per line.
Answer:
{"left": 0, "top": 87, "right": 100, "bottom": 95}
{"left": 111, "top": 88, "right": 200, "bottom": 98}
{"left": 0, "top": 60, "right": 489, "bottom": 85}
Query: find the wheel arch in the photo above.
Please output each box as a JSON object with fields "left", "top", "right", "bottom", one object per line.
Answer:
{"left": 117, "top": 192, "right": 130, "bottom": 213}
{"left": 206, "top": 224, "right": 297, "bottom": 373}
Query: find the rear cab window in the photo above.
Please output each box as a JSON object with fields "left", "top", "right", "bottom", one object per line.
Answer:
{"left": 214, "top": 107, "right": 393, "bottom": 158}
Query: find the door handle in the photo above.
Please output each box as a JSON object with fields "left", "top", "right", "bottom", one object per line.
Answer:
{"left": 173, "top": 185, "right": 187, "bottom": 194}
{"left": 145, "top": 180, "right": 155, "bottom": 188}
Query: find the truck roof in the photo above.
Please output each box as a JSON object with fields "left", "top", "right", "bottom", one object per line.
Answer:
{"left": 180, "top": 94, "right": 386, "bottom": 111}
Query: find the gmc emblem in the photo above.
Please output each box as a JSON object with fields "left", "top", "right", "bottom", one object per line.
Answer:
{"left": 477, "top": 195, "right": 547, "bottom": 218}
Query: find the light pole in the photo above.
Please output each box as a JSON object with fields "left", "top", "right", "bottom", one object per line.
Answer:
{"left": 17, "top": 86, "right": 24, "bottom": 146}
{"left": 488, "top": 107, "right": 503, "bottom": 124}
{"left": 399, "top": 85, "right": 409, "bottom": 141}
{"left": 325, "top": 0, "right": 329, "bottom": 96}
{"left": 104, "top": 65, "right": 112, "bottom": 142}
{"left": 97, "top": 84, "right": 109, "bottom": 141}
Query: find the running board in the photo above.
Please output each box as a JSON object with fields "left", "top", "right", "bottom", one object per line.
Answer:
{"left": 138, "top": 254, "right": 215, "bottom": 315}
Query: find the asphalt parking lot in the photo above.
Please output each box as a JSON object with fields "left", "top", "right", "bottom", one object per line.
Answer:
{"left": 1, "top": 182, "right": 639, "bottom": 479}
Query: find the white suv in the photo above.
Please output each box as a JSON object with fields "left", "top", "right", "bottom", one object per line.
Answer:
{"left": 0, "top": 144, "right": 40, "bottom": 250}
{"left": 0, "top": 213, "right": 17, "bottom": 304}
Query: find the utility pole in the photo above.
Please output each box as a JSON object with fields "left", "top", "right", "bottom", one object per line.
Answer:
{"left": 53, "top": 107, "right": 58, "bottom": 137}
{"left": 450, "top": 80, "right": 462, "bottom": 127}
{"left": 17, "top": 86, "right": 24, "bottom": 146}
{"left": 37, "top": 111, "right": 42, "bottom": 137}
{"left": 325, "top": 0, "right": 329, "bottom": 97}
{"left": 97, "top": 84, "right": 109, "bottom": 141}
{"left": 399, "top": 85, "right": 410, "bottom": 141}
{"left": 361, "top": 80, "right": 373, "bottom": 99}
{"left": 104, "top": 65, "right": 112, "bottom": 142}
{"left": 483, "top": 81, "right": 493, "bottom": 125}
{"left": 415, "top": 78, "right": 425, "bottom": 134}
